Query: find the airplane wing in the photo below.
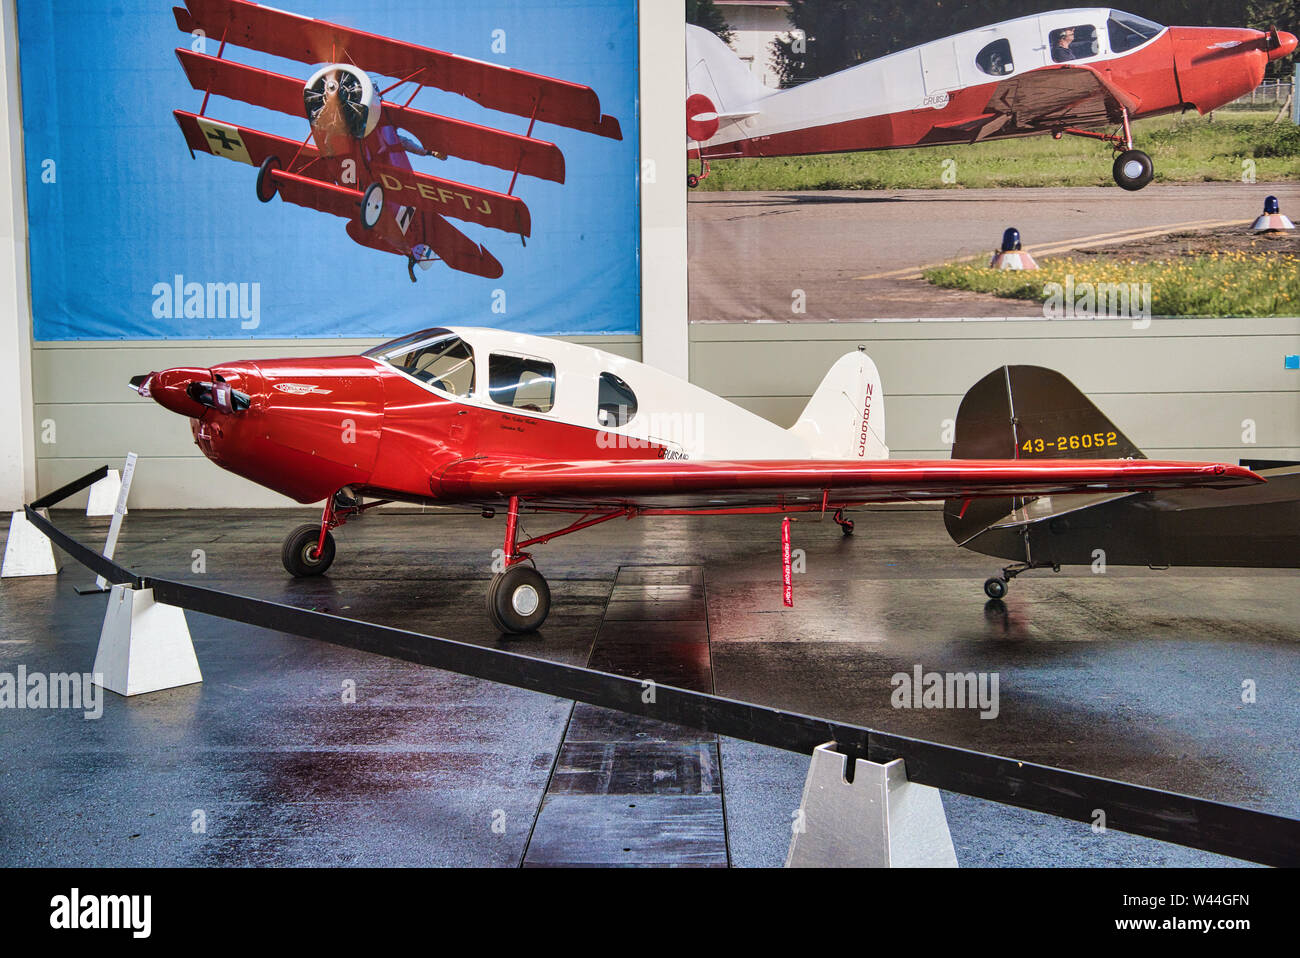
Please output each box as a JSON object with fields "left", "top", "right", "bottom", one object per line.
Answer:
{"left": 433, "top": 457, "right": 1260, "bottom": 512}
{"left": 173, "top": 0, "right": 622, "bottom": 138}
{"left": 173, "top": 111, "right": 531, "bottom": 236}
{"left": 175, "top": 49, "right": 567, "bottom": 183}
{"left": 932, "top": 65, "right": 1141, "bottom": 142}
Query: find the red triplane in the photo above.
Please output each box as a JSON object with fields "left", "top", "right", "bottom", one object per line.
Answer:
{"left": 132, "top": 327, "right": 1260, "bottom": 632}
{"left": 171, "top": 0, "right": 621, "bottom": 281}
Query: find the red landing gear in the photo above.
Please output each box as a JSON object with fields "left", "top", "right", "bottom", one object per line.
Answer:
{"left": 688, "top": 156, "right": 711, "bottom": 189}
{"left": 281, "top": 490, "right": 389, "bottom": 578}
{"left": 486, "top": 496, "right": 635, "bottom": 634}
{"left": 833, "top": 509, "right": 854, "bottom": 536}
{"left": 1056, "top": 108, "right": 1154, "bottom": 192}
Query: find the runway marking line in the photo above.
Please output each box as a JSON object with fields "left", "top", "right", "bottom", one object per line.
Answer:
{"left": 854, "top": 219, "right": 1247, "bottom": 281}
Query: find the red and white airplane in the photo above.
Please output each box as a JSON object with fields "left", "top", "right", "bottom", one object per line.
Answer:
{"left": 130, "top": 328, "right": 1260, "bottom": 633}
{"left": 171, "top": 0, "right": 621, "bottom": 281}
{"left": 687, "top": 7, "right": 1296, "bottom": 190}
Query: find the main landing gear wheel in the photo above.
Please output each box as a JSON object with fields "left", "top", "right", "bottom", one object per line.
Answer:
{"left": 983, "top": 576, "right": 1008, "bottom": 600}
{"left": 256, "top": 156, "right": 281, "bottom": 202}
{"left": 360, "top": 182, "right": 384, "bottom": 229}
{"left": 282, "top": 523, "right": 336, "bottom": 577}
{"left": 1113, "top": 150, "right": 1154, "bottom": 191}
{"left": 487, "top": 565, "right": 551, "bottom": 634}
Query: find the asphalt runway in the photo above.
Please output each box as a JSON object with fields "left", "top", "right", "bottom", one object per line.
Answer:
{"left": 687, "top": 182, "right": 1300, "bottom": 322}
{"left": 2, "top": 508, "right": 1296, "bottom": 867}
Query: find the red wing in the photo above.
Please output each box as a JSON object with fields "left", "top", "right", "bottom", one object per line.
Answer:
{"left": 175, "top": 109, "right": 322, "bottom": 169}
{"left": 421, "top": 215, "right": 505, "bottom": 279}
{"left": 173, "top": 0, "right": 622, "bottom": 138}
{"left": 175, "top": 49, "right": 566, "bottom": 183}
{"left": 370, "top": 165, "right": 531, "bottom": 237}
{"left": 268, "top": 168, "right": 361, "bottom": 220}
{"left": 433, "top": 457, "right": 1260, "bottom": 512}
{"left": 935, "top": 65, "right": 1141, "bottom": 142}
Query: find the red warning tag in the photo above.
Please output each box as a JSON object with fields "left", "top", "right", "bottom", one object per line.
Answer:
{"left": 782, "top": 517, "right": 793, "bottom": 608}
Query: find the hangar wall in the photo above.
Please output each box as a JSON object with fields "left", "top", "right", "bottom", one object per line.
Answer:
{"left": 690, "top": 317, "right": 1300, "bottom": 465}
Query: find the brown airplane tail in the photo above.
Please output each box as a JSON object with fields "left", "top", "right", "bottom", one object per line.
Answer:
{"left": 943, "top": 365, "right": 1144, "bottom": 551}
{"left": 945, "top": 367, "right": 1300, "bottom": 571}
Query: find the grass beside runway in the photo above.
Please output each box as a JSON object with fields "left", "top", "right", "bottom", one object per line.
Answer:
{"left": 923, "top": 249, "right": 1300, "bottom": 317}
{"left": 694, "top": 112, "right": 1300, "bottom": 192}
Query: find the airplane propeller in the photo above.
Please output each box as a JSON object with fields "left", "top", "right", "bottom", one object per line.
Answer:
{"left": 304, "top": 67, "right": 371, "bottom": 139}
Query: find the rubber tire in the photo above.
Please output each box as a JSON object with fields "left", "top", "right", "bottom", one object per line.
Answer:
{"left": 983, "top": 576, "right": 1008, "bottom": 600}
{"left": 840, "top": 519, "right": 855, "bottom": 536}
{"left": 1113, "top": 150, "right": 1154, "bottom": 191}
{"left": 360, "top": 182, "right": 384, "bottom": 229}
{"left": 282, "top": 523, "right": 335, "bottom": 577}
{"left": 687, "top": 173, "right": 700, "bottom": 189}
{"left": 487, "top": 565, "right": 551, "bottom": 634}
{"left": 256, "top": 155, "right": 281, "bottom": 203}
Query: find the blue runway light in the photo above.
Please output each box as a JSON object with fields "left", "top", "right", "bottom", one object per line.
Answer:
{"left": 1285, "top": 355, "right": 1299, "bottom": 370}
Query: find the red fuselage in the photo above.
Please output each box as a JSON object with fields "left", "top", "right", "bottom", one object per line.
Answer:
{"left": 694, "top": 26, "right": 1297, "bottom": 160}
{"left": 145, "top": 356, "right": 658, "bottom": 506}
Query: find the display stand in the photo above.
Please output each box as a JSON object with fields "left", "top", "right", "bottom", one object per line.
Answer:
{"left": 786, "top": 742, "right": 959, "bottom": 868}
{"left": 93, "top": 584, "right": 202, "bottom": 697}
{"left": 1, "top": 508, "right": 59, "bottom": 577}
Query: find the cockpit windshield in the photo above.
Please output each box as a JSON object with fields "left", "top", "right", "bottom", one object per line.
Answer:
{"left": 366, "top": 329, "right": 475, "bottom": 397}
{"left": 1108, "top": 11, "right": 1164, "bottom": 53}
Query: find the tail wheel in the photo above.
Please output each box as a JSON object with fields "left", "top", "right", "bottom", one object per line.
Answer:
{"left": 360, "top": 182, "right": 384, "bottom": 229}
{"left": 256, "top": 156, "right": 281, "bottom": 203}
{"left": 983, "top": 576, "right": 1008, "bottom": 600}
{"left": 282, "top": 523, "right": 335, "bottom": 577}
{"left": 1113, "top": 150, "right": 1154, "bottom": 191}
{"left": 687, "top": 173, "right": 700, "bottom": 189}
{"left": 486, "top": 565, "right": 551, "bottom": 634}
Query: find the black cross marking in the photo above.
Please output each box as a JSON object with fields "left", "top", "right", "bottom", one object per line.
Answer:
{"left": 206, "top": 127, "right": 242, "bottom": 152}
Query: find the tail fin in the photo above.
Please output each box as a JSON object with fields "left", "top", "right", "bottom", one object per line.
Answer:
{"left": 789, "top": 350, "right": 888, "bottom": 460}
{"left": 951, "top": 365, "right": 1144, "bottom": 461}
{"left": 686, "top": 23, "right": 769, "bottom": 139}
{"left": 945, "top": 365, "right": 1143, "bottom": 548}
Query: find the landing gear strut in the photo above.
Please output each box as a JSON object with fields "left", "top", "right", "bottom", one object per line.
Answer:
{"left": 982, "top": 560, "right": 1059, "bottom": 599}
{"left": 833, "top": 509, "right": 854, "bottom": 536}
{"left": 1057, "top": 108, "right": 1154, "bottom": 191}
{"left": 281, "top": 490, "right": 389, "bottom": 579}
{"left": 488, "top": 495, "right": 552, "bottom": 633}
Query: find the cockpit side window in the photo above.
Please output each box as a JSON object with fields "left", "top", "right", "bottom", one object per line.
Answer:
{"left": 1049, "top": 24, "right": 1099, "bottom": 62}
{"left": 384, "top": 334, "right": 475, "bottom": 397}
{"left": 597, "top": 372, "right": 637, "bottom": 427}
{"left": 489, "top": 353, "right": 556, "bottom": 414}
{"left": 1107, "top": 12, "right": 1163, "bottom": 54}
{"left": 976, "top": 38, "right": 1014, "bottom": 76}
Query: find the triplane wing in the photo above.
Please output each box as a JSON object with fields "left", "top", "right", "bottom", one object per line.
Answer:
{"left": 173, "top": 0, "right": 621, "bottom": 137}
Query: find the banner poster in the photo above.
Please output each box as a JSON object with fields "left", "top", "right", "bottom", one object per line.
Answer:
{"left": 18, "top": 0, "right": 641, "bottom": 341}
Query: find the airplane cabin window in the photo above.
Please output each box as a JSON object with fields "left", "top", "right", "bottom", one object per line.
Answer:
{"left": 489, "top": 354, "right": 556, "bottom": 414}
{"left": 597, "top": 372, "right": 637, "bottom": 427}
{"left": 976, "top": 39, "right": 1014, "bottom": 76}
{"left": 1049, "top": 24, "right": 1099, "bottom": 62}
{"left": 386, "top": 334, "right": 475, "bottom": 397}
{"left": 1107, "top": 12, "right": 1163, "bottom": 54}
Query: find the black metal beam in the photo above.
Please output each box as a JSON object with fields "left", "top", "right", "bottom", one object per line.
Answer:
{"left": 23, "top": 468, "right": 1300, "bottom": 867}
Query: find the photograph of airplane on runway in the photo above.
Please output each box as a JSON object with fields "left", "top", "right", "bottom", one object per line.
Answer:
{"left": 686, "top": 2, "right": 1299, "bottom": 323}
{"left": 687, "top": 6, "right": 1294, "bottom": 191}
